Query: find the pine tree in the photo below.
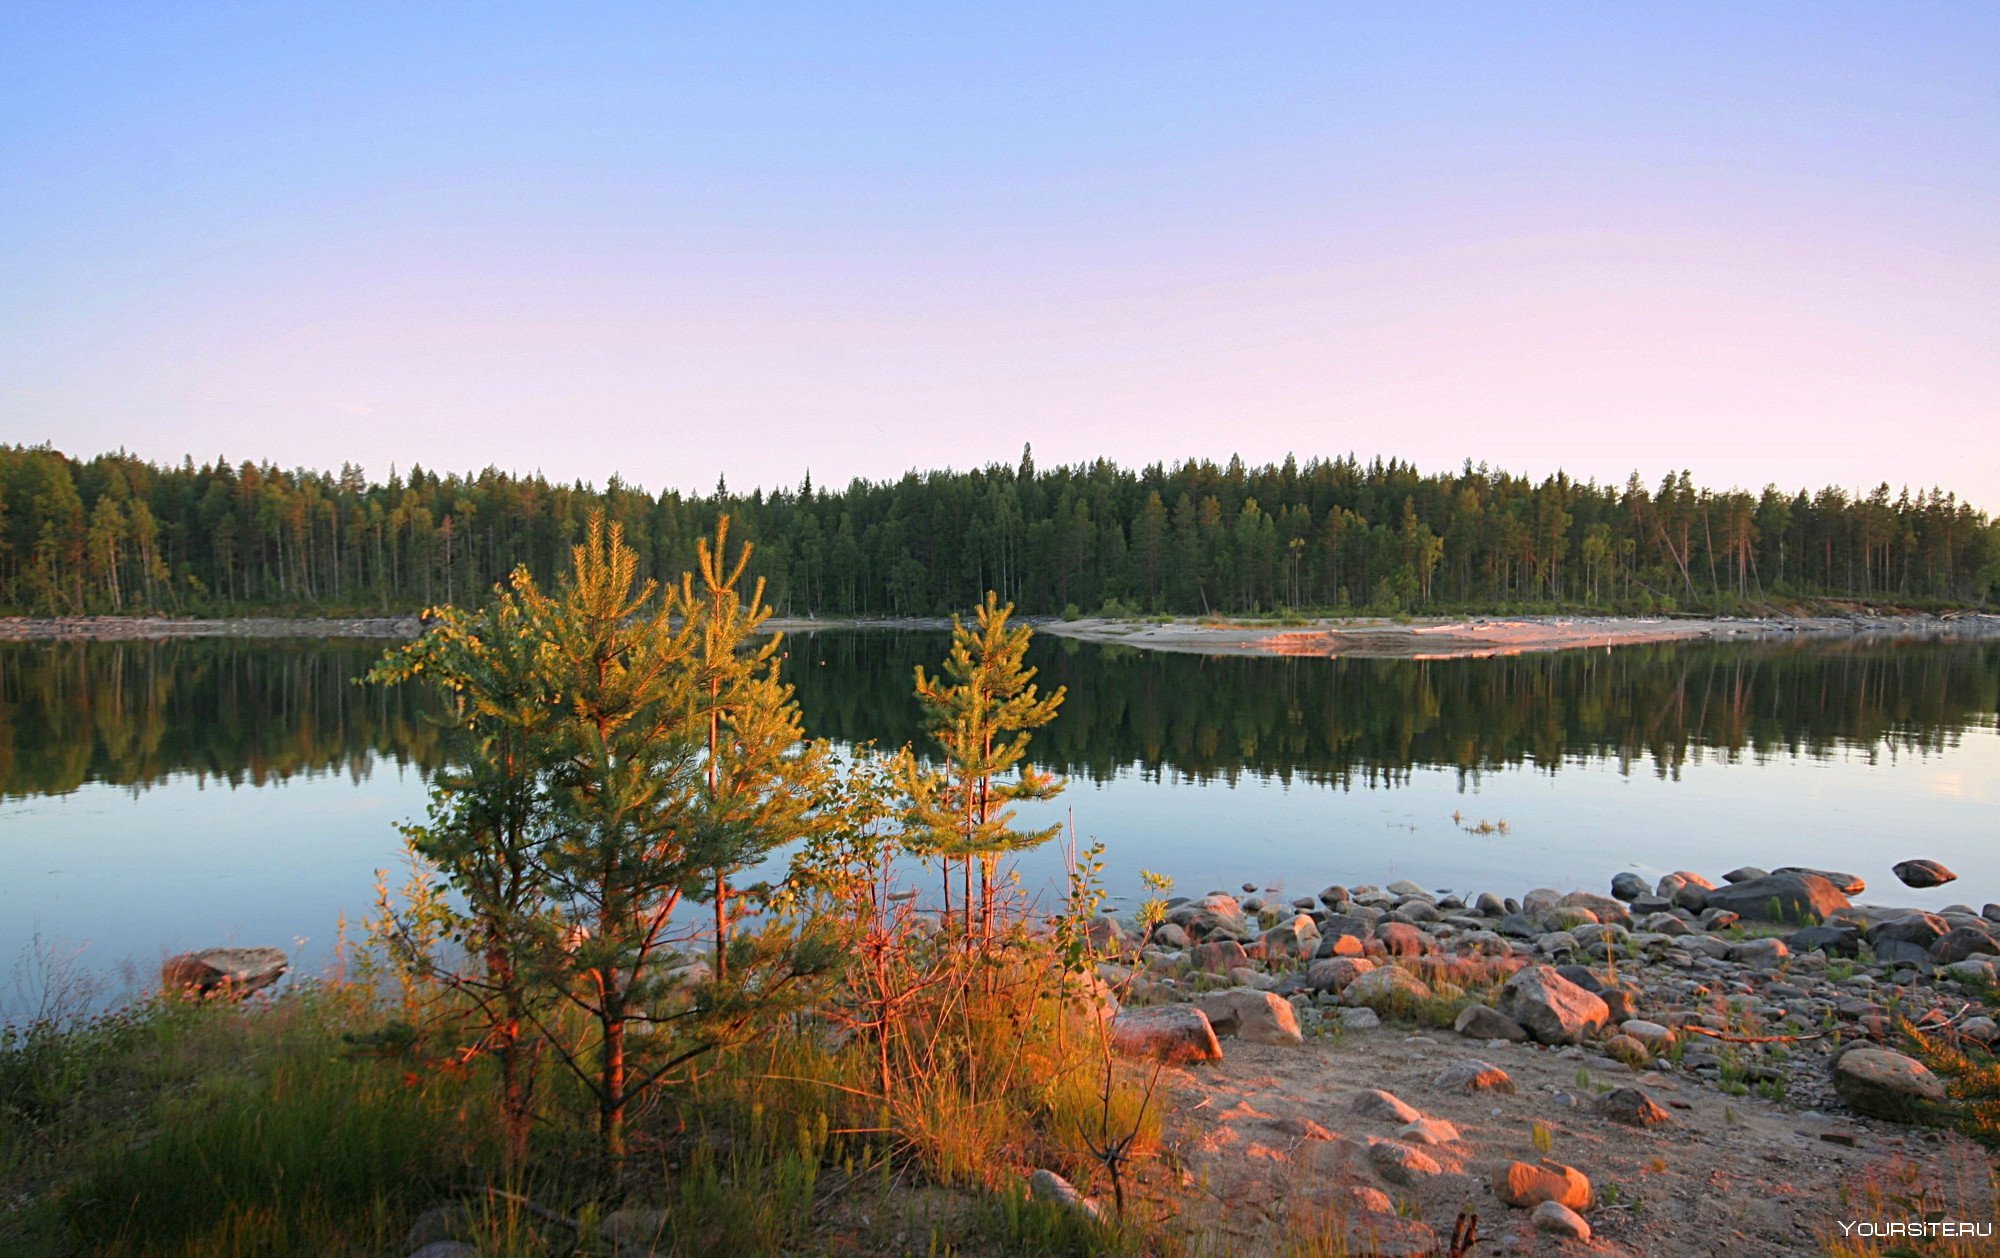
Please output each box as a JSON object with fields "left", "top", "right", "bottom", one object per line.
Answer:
{"left": 906, "top": 593, "right": 1066, "bottom": 943}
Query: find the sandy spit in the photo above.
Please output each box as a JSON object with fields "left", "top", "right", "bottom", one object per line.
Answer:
{"left": 1040, "top": 612, "right": 2000, "bottom": 660}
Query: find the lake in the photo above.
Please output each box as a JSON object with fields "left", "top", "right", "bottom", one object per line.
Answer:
{"left": 2, "top": 631, "right": 1996, "bottom": 1000}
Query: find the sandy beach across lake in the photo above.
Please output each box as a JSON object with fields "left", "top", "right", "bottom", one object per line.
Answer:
{"left": 1041, "top": 611, "right": 2000, "bottom": 660}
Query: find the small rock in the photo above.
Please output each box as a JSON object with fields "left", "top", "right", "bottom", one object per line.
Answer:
{"left": 1338, "top": 1006, "right": 1382, "bottom": 1031}
{"left": 1493, "top": 1159, "right": 1592, "bottom": 1210}
{"left": 1602, "top": 1033, "right": 1649, "bottom": 1067}
{"left": 1435, "top": 1058, "right": 1516, "bottom": 1094}
{"left": 601, "top": 1209, "right": 671, "bottom": 1248}
{"left": 1619, "top": 1019, "right": 1674, "bottom": 1052}
{"left": 1532, "top": 1200, "right": 1592, "bottom": 1242}
{"left": 1610, "top": 872, "right": 1649, "bottom": 902}
{"left": 1028, "top": 1168, "right": 1102, "bottom": 1222}
{"left": 1454, "top": 1004, "right": 1529, "bottom": 1042}
{"left": 1727, "top": 938, "right": 1790, "bottom": 965}
{"left": 1893, "top": 859, "right": 1957, "bottom": 889}
{"left": 1366, "top": 1138, "right": 1443, "bottom": 1185}
{"left": 1352, "top": 1088, "right": 1424, "bottom": 1124}
{"left": 1397, "top": 1116, "right": 1461, "bottom": 1145}
{"left": 409, "top": 1244, "right": 480, "bottom": 1258}
{"left": 1306, "top": 956, "right": 1376, "bottom": 994}
{"left": 1595, "top": 1085, "right": 1673, "bottom": 1126}
{"left": 1721, "top": 866, "right": 1769, "bottom": 883}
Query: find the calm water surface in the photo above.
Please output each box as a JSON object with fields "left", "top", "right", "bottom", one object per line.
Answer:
{"left": 2, "top": 632, "right": 1995, "bottom": 993}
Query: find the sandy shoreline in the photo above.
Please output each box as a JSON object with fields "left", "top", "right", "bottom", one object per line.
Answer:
{"left": 3, "top": 610, "right": 1997, "bottom": 658}
{"left": 1041, "top": 611, "right": 2000, "bottom": 659}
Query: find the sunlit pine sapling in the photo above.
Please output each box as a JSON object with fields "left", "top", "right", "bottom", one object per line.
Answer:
{"left": 905, "top": 592, "right": 1066, "bottom": 945}
{"left": 518, "top": 513, "right": 837, "bottom": 1173}
{"left": 365, "top": 581, "right": 560, "bottom": 1171}
{"left": 682, "top": 515, "right": 836, "bottom": 983}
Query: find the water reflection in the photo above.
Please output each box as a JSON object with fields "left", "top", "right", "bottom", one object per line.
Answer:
{"left": 0, "top": 639, "right": 444, "bottom": 799}
{"left": 1, "top": 634, "right": 1994, "bottom": 800}
{"left": 785, "top": 632, "right": 2000, "bottom": 787}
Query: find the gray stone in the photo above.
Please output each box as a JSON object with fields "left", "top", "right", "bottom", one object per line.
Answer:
{"left": 1727, "top": 937, "right": 1790, "bottom": 966}
{"left": 1532, "top": 1201, "right": 1592, "bottom": 1242}
{"left": 1870, "top": 913, "right": 1949, "bottom": 949}
{"left": 1722, "top": 865, "right": 1769, "bottom": 883}
{"left": 1893, "top": 859, "right": 1957, "bottom": 889}
{"left": 409, "top": 1244, "right": 480, "bottom": 1258}
{"left": 1352, "top": 1088, "right": 1423, "bottom": 1123}
{"left": 1785, "top": 924, "right": 1862, "bottom": 958}
{"left": 1343, "top": 964, "right": 1434, "bottom": 1011}
{"left": 1595, "top": 1085, "right": 1673, "bottom": 1126}
{"left": 1193, "top": 987, "right": 1304, "bottom": 1045}
{"left": 1374, "top": 920, "right": 1434, "bottom": 957}
{"left": 1454, "top": 1003, "right": 1529, "bottom": 1042}
{"left": 1028, "top": 1168, "right": 1102, "bottom": 1222}
{"left": 1930, "top": 925, "right": 2000, "bottom": 965}
{"left": 1833, "top": 1047, "right": 1946, "bottom": 1121}
{"left": 1108, "top": 1005, "right": 1224, "bottom": 1064}
{"left": 1365, "top": 1137, "right": 1442, "bottom": 1185}
{"left": 1260, "top": 914, "right": 1321, "bottom": 961}
{"left": 1611, "top": 872, "right": 1649, "bottom": 901}
{"left": 1338, "top": 1006, "right": 1381, "bottom": 1030}
{"left": 1435, "top": 1058, "right": 1515, "bottom": 1093}
{"left": 1192, "top": 940, "right": 1251, "bottom": 973}
{"left": 601, "top": 1209, "right": 671, "bottom": 1248}
{"left": 1496, "top": 965, "right": 1611, "bottom": 1045}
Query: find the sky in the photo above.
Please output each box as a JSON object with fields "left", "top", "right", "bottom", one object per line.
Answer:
{"left": 3, "top": 3, "right": 1996, "bottom": 506}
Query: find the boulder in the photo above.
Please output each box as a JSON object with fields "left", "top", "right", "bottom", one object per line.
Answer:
{"left": 1619, "top": 1019, "right": 1674, "bottom": 1053}
{"left": 1726, "top": 938, "right": 1790, "bottom": 966}
{"left": 160, "top": 946, "right": 288, "bottom": 998}
{"left": 1496, "top": 966, "right": 1610, "bottom": 1045}
{"left": 1316, "top": 932, "right": 1366, "bottom": 959}
{"left": 1374, "top": 921, "right": 1434, "bottom": 958}
{"left": 1085, "top": 915, "right": 1129, "bottom": 952}
{"left": 1189, "top": 893, "right": 1252, "bottom": 940}
{"left": 1343, "top": 964, "right": 1434, "bottom": 1011}
{"left": 1610, "top": 872, "right": 1649, "bottom": 902}
{"left": 1397, "top": 1116, "right": 1460, "bottom": 1145}
{"left": 1559, "top": 891, "right": 1631, "bottom": 927}
{"left": 1435, "top": 1059, "right": 1515, "bottom": 1094}
{"left": 1893, "top": 859, "right": 1957, "bottom": 889}
{"left": 1869, "top": 913, "right": 1950, "bottom": 950}
{"left": 1260, "top": 914, "right": 1321, "bottom": 962}
{"left": 1833, "top": 1047, "right": 1945, "bottom": 1121}
{"left": 1108, "top": 1005, "right": 1224, "bottom": 1064}
{"left": 1785, "top": 923, "right": 1862, "bottom": 958}
{"left": 1150, "top": 922, "right": 1191, "bottom": 949}
{"left": 1192, "top": 940, "right": 1251, "bottom": 973}
{"left": 1305, "top": 956, "right": 1376, "bottom": 994}
{"left": 1602, "top": 1034, "right": 1648, "bottom": 1066}
{"left": 1453, "top": 1004, "right": 1529, "bottom": 1042}
{"left": 1930, "top": 925, "right": 2000, "bottom": 965}
{"left": 1532, "top": 1201, "right": 1592, "bottom": 1242}
{"left": 1473, "top": 891, "right": 1507, "bottom": 917}
{"left": 1770, "top": 865, "right": 1865, "bottom": 894}
{"left": 1192, "top": 987, "right": 1304, "bottom": 1045}
{"left": 1595, "top": 1085, "right": 1673, "bottom": 1126}
{"left": 1703, "top": 872, "right": 1850, "bottom": 924}
{"left": 1338, "top": 1006, "right": 1381, "bottom": 1030}
{"left": 1493, "top": 1159, "right": 1592, "bottom": 1210}
{"left": 1721, "top": 866, "right": 1769, "bottom": 883}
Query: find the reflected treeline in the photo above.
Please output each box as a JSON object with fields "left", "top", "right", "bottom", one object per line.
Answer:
{"left": 782, "top": 632, "right": 2000, "bottom": 788}
{"left": 2, "top": 634, "right": 1995, "bottom": 801}
{"left": 0, "top": 639, "right": 447, "bottom": 798}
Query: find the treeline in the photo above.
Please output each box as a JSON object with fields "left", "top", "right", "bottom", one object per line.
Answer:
{"left": 3, "top": 443, "right": 1996, "bottom": 617}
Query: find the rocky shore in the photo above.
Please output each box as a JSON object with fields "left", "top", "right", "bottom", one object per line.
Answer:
{"left": 1088, "top": 862, "right": 1999, "bottom": 1254}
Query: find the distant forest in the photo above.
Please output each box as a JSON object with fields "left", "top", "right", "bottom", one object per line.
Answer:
{"left": 2, "top": 443, "right": 1995, "bottom": 617}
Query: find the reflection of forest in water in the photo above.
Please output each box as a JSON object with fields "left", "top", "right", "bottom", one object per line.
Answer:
{"left": 2, "top": 633, "right": 1996, "bottom": 800}
{"left": 785, "top": 632, "right": 2000, "bottom": 788}
{"left": 0, "top": 639, "right": 446, "bottom": 799}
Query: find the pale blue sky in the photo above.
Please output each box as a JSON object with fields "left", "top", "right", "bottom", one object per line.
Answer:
{"left": 3, "top": 3, "right": 1995, "bottom": 504}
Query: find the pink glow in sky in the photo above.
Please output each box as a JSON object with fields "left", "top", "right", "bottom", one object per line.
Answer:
{"left": 3, "top": 5, "right": 1995, "bottom": 504}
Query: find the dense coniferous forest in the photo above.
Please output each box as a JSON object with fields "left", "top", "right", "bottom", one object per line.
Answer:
{"left": 2, "top": 443, "right": 1995, "bottom": 617}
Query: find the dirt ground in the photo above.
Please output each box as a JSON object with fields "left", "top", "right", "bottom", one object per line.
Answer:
{"left": 1155, "top": 1024, "right": 1996, "bottom": 1256}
